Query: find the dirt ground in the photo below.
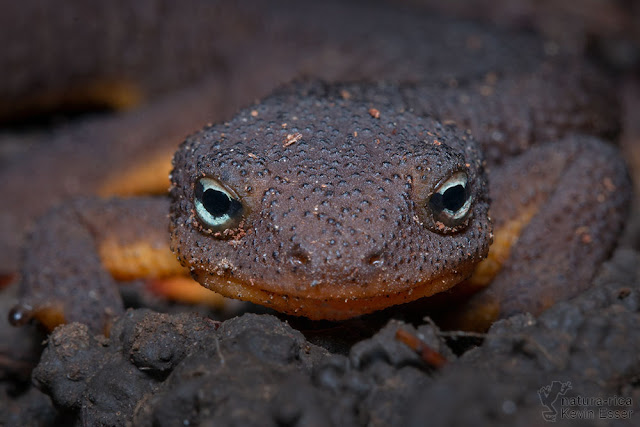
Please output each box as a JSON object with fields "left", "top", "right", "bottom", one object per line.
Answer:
{"left": 1, "top": 1, "right": 640, "bottom": 426}
{"left": 2, "top": 246, "right": 640, "bottom": 426}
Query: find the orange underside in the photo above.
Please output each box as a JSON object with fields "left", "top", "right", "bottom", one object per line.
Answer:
{"left": 147, "top": 276, "right": 226, "bottom": 308}
{"left": 194, "top": 269, "right": 472, "bottom": 321}
{"left": 434, "top": 206, "right": 538, "bottom": 331}
{"left": 465, "top": 206, "right": 537, "bottom": 290}
{"left": 0, "top": 79, "right": 143, "bottom": 123}
{"left": 98, "top": 150, "right": 174, "bottom": 197}
{"left": 33, "top": 306, "right": 67, "bottom": 331}
{"left": 98, "top": 239, "right": 226, "bottom": 308}
{"left": 98, "top": 239, "right": 187, "bottom": 281}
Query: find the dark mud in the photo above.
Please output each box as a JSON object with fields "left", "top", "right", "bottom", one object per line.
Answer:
{"left": 0, "top": 247, "right": 636, "bottom": 426}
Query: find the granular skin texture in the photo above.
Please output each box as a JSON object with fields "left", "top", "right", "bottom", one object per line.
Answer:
{"left": 5, "top": 0, "right": 629, "bottom": 333}
{"left": 17, "top": 197, "right": 170, "bottom": 332}
{"left": 447, "top": 134, "right": 631, "bottom": 328}
{"left": 169, "top": 81, "right": 629, "bottom": 325}
{"left": 170, "top": 83, "right": 491, "bottom": 320}
{"left": 11, "top": 82, "right": 629, "bottom": 331}
{"left": 0, "top": 0, "right": 620, "bottom": 275}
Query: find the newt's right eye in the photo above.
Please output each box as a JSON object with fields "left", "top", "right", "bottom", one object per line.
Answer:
{"left": 194, "top": 177, "right": 244, "bottom": 232}
{"left": 425, "top": 170, "right": 473, "bottom": 232}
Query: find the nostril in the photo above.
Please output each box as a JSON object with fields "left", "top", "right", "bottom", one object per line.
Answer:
{"left": 365, "top": 251, "right": 384, "bottom": 267}
{"left": 289, "top": 244, "right": 310, "bottom": 266}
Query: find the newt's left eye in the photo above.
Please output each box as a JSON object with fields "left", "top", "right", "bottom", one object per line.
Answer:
{"left": 428, "top": 171, "right": 472, "bottom": 229}
{"left": 194, "top": 177, "right": 244, "bottom": 232}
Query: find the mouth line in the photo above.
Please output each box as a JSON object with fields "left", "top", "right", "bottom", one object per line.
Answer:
{"left": 192, "top": 269, "right": 471, "bottom": 320}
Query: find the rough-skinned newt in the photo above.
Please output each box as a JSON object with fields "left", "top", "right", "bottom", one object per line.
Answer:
{"left": 0, "top": 0, "right": 619, "bottom": 275}
{"left": 10, "top": 79, "right": 630, "bottom": 333}
{"left": 3, "top": 4, "right": 630, "bottom": 333}
{"left": 170, "top": 82, "right": 631, "bottom": 330}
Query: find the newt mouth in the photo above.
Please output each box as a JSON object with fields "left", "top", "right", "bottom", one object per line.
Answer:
{"left": 192, "top": 268, "right": 474, "bottom": 320}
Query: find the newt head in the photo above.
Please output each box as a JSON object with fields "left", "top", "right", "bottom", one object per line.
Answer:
{"left": 169, "top": 86, "right": 491, "bottom": 320}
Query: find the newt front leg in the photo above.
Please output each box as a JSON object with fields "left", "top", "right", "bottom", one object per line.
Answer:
{"left": 441, "top": 136, "right": 630, "bottom": 330}
{"left": 9, "top": 197, "right": 184, "bottom": 333}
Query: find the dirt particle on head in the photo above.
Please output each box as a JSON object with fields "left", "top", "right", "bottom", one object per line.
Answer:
{"left": 575, "top": 226, "right": 592, "bottom": 244}
{"left": 603, "top": 177, "right": 616, "bottom": 192}
{"left": 283, "top": 132, "right": 303, "bottom": 147}
{"left": 368, "top": 108, "right": 381, "bottom": 118}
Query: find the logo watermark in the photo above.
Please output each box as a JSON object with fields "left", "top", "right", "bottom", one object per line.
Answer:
{"left": 538, "top": 381, "right": 634, "bottom": 422}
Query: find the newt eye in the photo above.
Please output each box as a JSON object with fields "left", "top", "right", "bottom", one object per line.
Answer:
{"left": 428, "top": 171, "right": 472, "bottom": 228}
{"left": 194, "top": 177, "right": 244, "bottom": 231}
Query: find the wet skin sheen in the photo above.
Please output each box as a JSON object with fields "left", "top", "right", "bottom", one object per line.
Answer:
{"left": 168, "top": 83, "right": 630, "bottom": 329}
{"left": 7, "top": 11, "right": 631, "bottom": 333}
{"left": 10, "top": 79, "right": 630, "bottom": 333}
{"left": 170, "top": 85, "right": 491, "bottom": 321}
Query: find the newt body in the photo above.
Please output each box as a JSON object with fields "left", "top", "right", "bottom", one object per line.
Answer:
{"left": 168, "top": 83, "right": 630, "bottom": 329}
{"left": 5, "top": 5, "right": 630, "bottom": 333}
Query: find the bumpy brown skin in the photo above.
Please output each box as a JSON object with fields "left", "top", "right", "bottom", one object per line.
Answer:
{"left": 11, "top": 75, "right": 629, "bottom": 332}
{"left": 442, "top": 136, "right": 631, "bottom": 330}
{"left": 14, "top": 198, "right": 174, "bottom": 333}
{"left": 10, "top": 79, "right": 629, "bottom": 332}
{"left": 7, "top": 2, "right": 630, "bottom": 332}
{"left": 0, "top": 0, "right": 619, "bottom": 276}
{"left": 169, "top": 87, "right": 491, "bottom": 320}
{"left": 169, "top": 82, "right": 630, "bottom": 326}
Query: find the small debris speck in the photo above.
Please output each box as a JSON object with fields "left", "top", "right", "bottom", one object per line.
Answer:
{"left": 340, "top": 89, "right": 352, "bottom": 99}
{"left": 283, "top": 133, "right": 303, "bottom": 147}
{"left": 603, "top": 177, "right": 615, "bottom": 192}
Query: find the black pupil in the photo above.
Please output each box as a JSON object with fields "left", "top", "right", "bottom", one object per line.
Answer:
{"left": 442, "top": 185, "right": 466, "bottom": 212}
{"left": 203, "top": 189, "right": 231, "bottom": 217}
